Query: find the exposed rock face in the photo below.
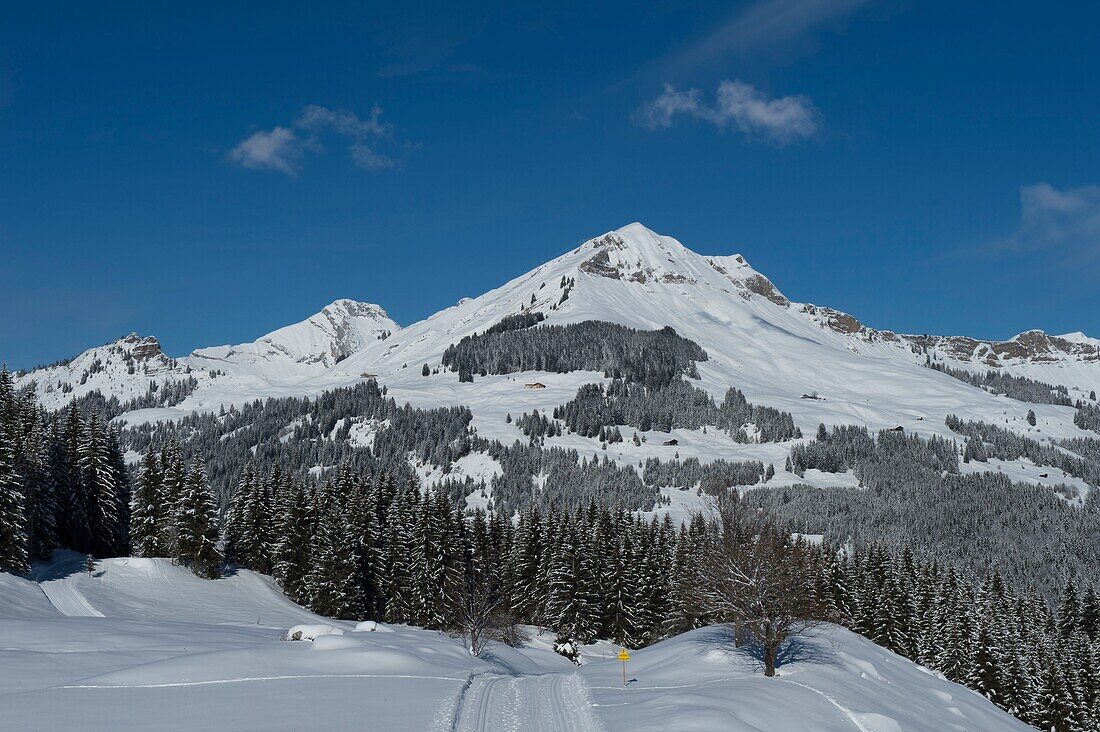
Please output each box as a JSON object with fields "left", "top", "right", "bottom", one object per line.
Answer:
{"left": 120, "top": 333, "right": 165, "bottom": 361}
{"left": 802, "top": 304, "right": 1099, "bottom": 368}
{"left": 740, "top": 274, "right": 789, "bottom": 307}
{"left": 800, "top": 305, "right": 901, "bottom": 341}
{"left": 905, "top": 330, "right": 1100, "bottom": 366}
{"left": 706, "top": 256, "right": 789, "bottom": 307}
{"left": 579, "top": 248, "right": 622, "bottom": 279}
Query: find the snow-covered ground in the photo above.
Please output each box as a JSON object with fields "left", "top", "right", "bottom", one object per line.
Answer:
{"left": 1, "top": 551, "right": 1026, "bottom": 730}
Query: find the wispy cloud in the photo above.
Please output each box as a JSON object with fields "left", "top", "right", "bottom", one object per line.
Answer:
{"left": 1005, "top": 183, "right": 1100, "bottom": 260}
{"left": 666, "top": 0, "right": 873, "bottom": 73}
{"left": 635, "top": 80, "right": 820, "bottom": 145}
{"left": 227, "top": 105, "right": 403, "bottom": 176}
{"left": 296, "top": 104, "right": 390, "bottom": 138}
{"left": 226, "top": 127, "right": 305, "bottom": 176}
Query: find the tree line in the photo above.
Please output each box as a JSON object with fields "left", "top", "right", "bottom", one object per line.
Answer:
{"left": 441, "top": 320, "right": 707, "bottom": 386}
{"left": 220, "top": 463, "right": 1098, "bottom": 729}
{"left": 0, "top": 370, "right": 131, "bottom": 572}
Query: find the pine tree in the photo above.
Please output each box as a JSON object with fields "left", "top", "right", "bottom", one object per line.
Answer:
{"left": 130, "top": 451, "right": 165, "bottom": 557}
{"left": 0, "top": 372, "right": 28, "bottom": 574}
{"left": 159, "top": 442, "right": 186, "bottom": 557}
{"left": 306, "top": 487, "right": 363, "bottom": 618}
{"left": 411, "top": 490, "right": 465, "bottom": 628}
{"left": 272, "top": 478, "right": 314, "bottom": 603}
{"left": 509, "top": 506, "right": 543, "bottom": 622}
{"left": 21, "top": 410, "right": 56, "bottom": 562}
{"left": 105, "top": 428, "right": 131, "bottom": 554}
{"left": 1080, "top": 585, "right": 1099, "bottom": 640}
{"left": 175, "top": 456, "right": 221, "bottom": 578}
{"left": 77, "top": 411, "right": 120, "bottom": 557}
{"left": 225, "top": 463, "right": 273, "bottom": 573}
{"left": 50, "top": 405, "right": 82, "bottom": 552}
{"left": 381, "top": 483, "right": 418, "bottom": 622}
{"left": 1058, "top": 579, "right": 1080, "bottom": 637}
{"left": 545, "top": 518, "right": 581, "bottom": 640}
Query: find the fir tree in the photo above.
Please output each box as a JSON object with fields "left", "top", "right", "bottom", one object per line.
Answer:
{"left": 77, "top": 411, "right": 120, "bottom": 557}
{"left": 0, "top": 376, "right": 28, "bottom": 574}
{"left": 130, "top": 451, "right": 165, "bottom": 557}
{"left": 175, "top": 456, "right": 221, "bottom": 578}
{"left": 272, "top": 477, "right": 314, "bottom": 603}
{"left": 306, "top": 487, "right": 363, "bottom": 618}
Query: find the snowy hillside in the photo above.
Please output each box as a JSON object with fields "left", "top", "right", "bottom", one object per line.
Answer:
{"left": 188, "top": 299, "right": 397, "bottom": 378}
{"left": 1, "top": 553, "right": 1026, "bottom": 731}
{"left": 13, "top": 333, "right": 200, "bottom": 412}
{"left": 318, "top": 223, "right": 1097, "bottom": 498}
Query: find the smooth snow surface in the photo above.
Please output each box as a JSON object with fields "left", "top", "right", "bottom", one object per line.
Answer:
{"left": 580, "top": 626, "right": 1029, "bottom": 732}
{"left": 3, "top": 551, "right": 1026, "bottom": 730}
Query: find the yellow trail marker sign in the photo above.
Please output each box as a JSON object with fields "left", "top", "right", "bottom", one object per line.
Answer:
{"left": 618, "top": 648, "right": 630, "bottom": 686}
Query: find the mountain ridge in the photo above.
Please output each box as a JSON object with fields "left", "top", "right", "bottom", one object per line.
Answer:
{"left": 13, "top": 224, "right": 1100, "bottom": 424}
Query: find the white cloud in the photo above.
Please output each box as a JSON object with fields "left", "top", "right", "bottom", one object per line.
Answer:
{"left": 636, "top": 80, "right": 820, "bottom": 145}
{"left": 227, "top": 105, "right": 401, "bottom": 175}
{"left": 226, "top": 127, "right": 304, "bottom": 176}
{"left": 635, "top": 85, "right": 705, "bottom": 130}
{"left": 296, "top": 104, "right": 390, "bottom": 138}
{"left": 349, "top": 141, "right": 396, "bottom": 171}
{"left": 666, "top": 0, "right": 873, "bottom": 73}
{"left": 1007, "top": 183, "right": 1100, "bottom": 258}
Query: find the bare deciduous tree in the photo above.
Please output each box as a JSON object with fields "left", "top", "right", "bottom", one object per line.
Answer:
{"left": 698, "top": 495, "right": 826, "bottom": 676}
{"left": 455, "top": 571, "right": 527, "bottom": 657}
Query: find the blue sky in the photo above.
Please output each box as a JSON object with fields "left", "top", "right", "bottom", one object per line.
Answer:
{"left": 2, "top": 1, "right": 1099, "bottom": 369}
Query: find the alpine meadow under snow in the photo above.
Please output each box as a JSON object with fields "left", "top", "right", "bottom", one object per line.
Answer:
{"left": 3, "top": 223, "right": 1099, "bottom": 730}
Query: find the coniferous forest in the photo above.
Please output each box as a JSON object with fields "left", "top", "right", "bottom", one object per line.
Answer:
{"left": 1, "top": 366, "right": 1099, "bottom": 730}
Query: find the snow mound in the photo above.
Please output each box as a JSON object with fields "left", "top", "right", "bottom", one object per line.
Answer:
{"left": 287, "top": 624, "right": 344, "bottom": 642}
{"left": 579, "top": 625, "right": 1028, "bottom": 731}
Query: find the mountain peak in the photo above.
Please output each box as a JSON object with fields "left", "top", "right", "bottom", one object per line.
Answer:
{"left": 571, "top": 224, "right": 789, "bottom": 306}
{"left": 188, "top": 299, "right": 398, "bottom": 377}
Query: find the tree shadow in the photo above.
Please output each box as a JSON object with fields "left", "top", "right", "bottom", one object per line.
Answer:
{"left": 28, "top": 549, "right": 90, "bottom": 581}
{"left": 694, "top": 625, "right": 840, "bottom": 674}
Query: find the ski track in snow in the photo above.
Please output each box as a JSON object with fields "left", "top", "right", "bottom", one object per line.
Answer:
{"left": 39, "top": 576, "right": 104, "bottom": 618}
{"left": 453, "top": 673, "right": 602, "bottom": 732}
{"left": 779, "top": 678, "right": 876, "bottom": 732}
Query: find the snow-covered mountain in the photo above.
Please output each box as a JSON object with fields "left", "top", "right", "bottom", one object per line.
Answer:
{"left": 187, "top": 299, "right": 397, "bottom": 379}
{"left": 333, "top": 223, "right": 1099, "bottom": 399}
{"left": 14, "top": 333, "right": 198, "bottom": 412}
{"left": 14, "top": 223, "right": 1100, "bottom": 456}
{"left": 311, "top": 224, "right": 1096, "bottom": 465}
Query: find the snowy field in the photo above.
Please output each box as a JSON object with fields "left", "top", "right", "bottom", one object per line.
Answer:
{"left": 1, "top": 551, "right": 1026, "bottom": 731}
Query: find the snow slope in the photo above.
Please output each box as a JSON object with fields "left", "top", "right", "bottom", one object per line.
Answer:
{"left": 581, "top": 625, "right": 1029, "bottom": 732}
{"left": 187, "top": 298, "right": 397, "bottom": 378}
{"left": 328, "top": 224, "right": 1095, "bottom": 441}
{"left": 13, "top": 333, "right": 198, "bottom": 412}
{"left": 1, "top": 553, "right": 1026, "bottom": 731}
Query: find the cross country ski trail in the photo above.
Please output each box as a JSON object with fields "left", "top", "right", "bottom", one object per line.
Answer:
{"left": 453, "top": 672, "right": 602, "bottom": 732}
{"left": 39, "top": 575, "right": 104, "bottom": 617}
